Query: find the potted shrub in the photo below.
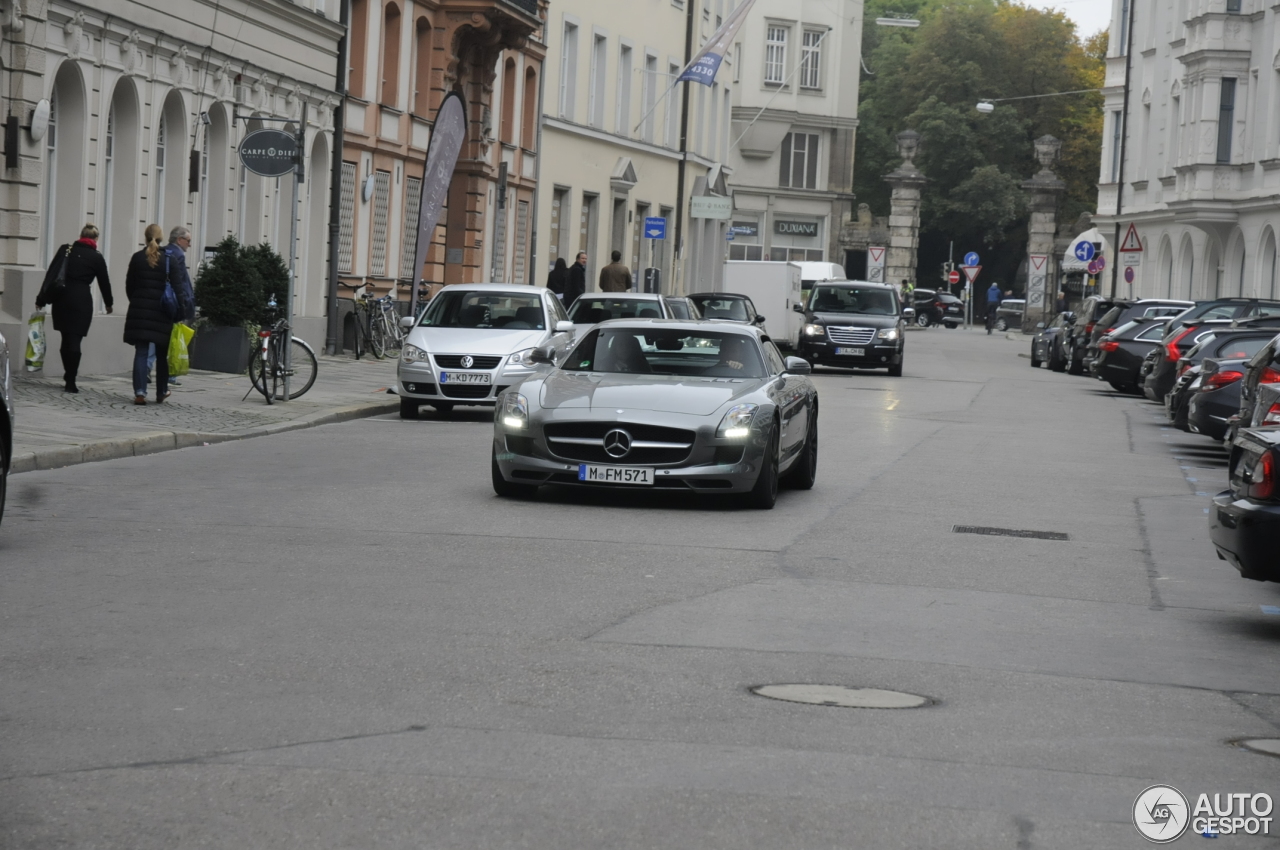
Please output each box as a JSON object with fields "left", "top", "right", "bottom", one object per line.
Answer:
{"left": 191, "top": 237, "right": 280, "bottom": 373}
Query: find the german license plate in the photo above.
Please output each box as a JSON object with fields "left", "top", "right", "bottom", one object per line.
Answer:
{"left": 578, "top": 464, "right": 654, "bottom": 485}
{"left": 835, "top": 347, "right": 865, "bottom": 357}
{"left": 438, "top": 371, "right": 490, "bottom": 385}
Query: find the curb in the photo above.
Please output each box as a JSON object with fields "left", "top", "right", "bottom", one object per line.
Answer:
{"left": 11, "top": 399, "right": 400, "bottom": 475}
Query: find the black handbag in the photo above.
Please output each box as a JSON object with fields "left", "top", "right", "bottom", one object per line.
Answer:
{"left": 36, "top": 244, "right": 71, "bottom": 307}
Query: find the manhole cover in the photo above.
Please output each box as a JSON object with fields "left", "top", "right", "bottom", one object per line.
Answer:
{"left": 751, "top": 684, "right": 931, "bottom": 709}
{"left": 1237, "top": 739, "right": 1280, "bottom": 758}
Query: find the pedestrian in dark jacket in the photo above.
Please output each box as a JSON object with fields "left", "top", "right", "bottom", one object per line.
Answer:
{"left": 546, "top": 257, "right": 569, "bottom": 300}
{"left": 124, "top": 224, "right": 180, "bottom": 405}
{"left": 37, "top": 224, "right": 113, "bottom": 393}
{"left": 565, "top": 251, "right": 587, "bottom": 307}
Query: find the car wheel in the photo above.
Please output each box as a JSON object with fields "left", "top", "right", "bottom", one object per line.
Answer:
{"left": 746, "top": 423, "right": 779, "bottom": 510}
{"left": 995, "top": 318, "right": 1008, "bottom": 331}
{"left": 491, "top": 448, "right": 538, "bottom": 499}
{"left": 1048, "top": 343, "right": 1066, "bottom": 372}
{"left": 431, "top": 402, "right": 455, "bottom": 415}
{"left": 915, "top": 313, "right": 931, "bottom": 328}
{"left": 783, "top": 408, "right": 818, "bottom": 491}
{"left": 1068, "top": 357, "right": 1085, "bottom": 376}
{"left": 399, "top": 398, "right": 420, "bottom": 420}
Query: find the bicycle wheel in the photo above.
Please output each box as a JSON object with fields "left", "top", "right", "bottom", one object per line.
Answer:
{"left": 382, "top": 309, "right": 403, "bottom": 351}
{"left": 282, "top": 338, "right": 318, "bottom": 399}
{"left": 249, "top": 347, "right": 274, "bottom": 404}
{"left": 369, "top": 320, "right": 387, "bottom": 359}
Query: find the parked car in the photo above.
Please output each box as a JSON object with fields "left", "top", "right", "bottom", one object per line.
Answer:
{"left": 1146, "top": 319, "right": 1235, "bottom": 402}
{"left": 1030, "top": 311, "right": 1075, "bottom": 370}
{"left": 1167, "top": 330, "right": 1278, "bottom": 429}
{"left": 1139, "top": 348, "right": 1163, "bottom": 399}
{"left": 1166, "top": 366, "right": 1203, "bottom": 431}
{"left": 491, "top": 321, "right": 818, "bottom": 509}
{"left": 1209, "top": 424, "right": 1280, "bottom": 582}
{"left": 911, "top": 289, "right": 965, "bottom": 328}
{"left": 1188, "top": 356, "right": 1259, "bottom": 441}
{"left": 994, "top": 298, "right": 1025, "bottom": 332}
{"left": 1092, "top": 317, "right": 1169, "bottom": 393}
{"left": 1237, "top": 331, "right": 1280, "bottom": 431}
{"left": 1164, "top": 297, "right": 1280, "bottom": 336}
{"left": 396, "top": 284, "right": 577, "bottom": 418}
{"left": 1064, "top": 296, "right": 1127, "bottom": 374}
{"left": 1083, "top": 300, "right": 1192, "bottom": 373}
{"left": 688, "top": 293, "right": 766, "bottom": 329}
{"left": 794, "top": 281, "right": 907, "bottom": 375}
{"left": 662, "top": 296, "right": 702, "bottom": 320}
{"left": 567, "top": 293, "right": 675, "bottom": 336}
{"left": 0, "top": 328, "right": 10, "bottom": 527}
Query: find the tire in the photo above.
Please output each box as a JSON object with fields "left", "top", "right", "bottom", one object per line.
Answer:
{"left": 400, "top": 398, "right": 420, "bottom": 419}
{"left": 783, "top": 409, "right": 817, "bottom": 490}
{"left": 887, "top": 358, "right": 903, "bottom": 377}
{"left": 369, "top": 323, "right": 387, "bottom": 359}
{"left": 995, "top": 318, "right": 1008, "bottom": 331}
{"left": 248, "top": 347, "right": 274, "bottom": 404}
{"left": 492, "top": 448, "right": 538, "bottom": 498}
{"left": 747, "top": 423, "right": 780, "bottom": 509}
{"left": 249, "top": 339, "right": 317, "bottom": 400}
{"left": 916, "top": 313, "right": 931, "bottom": 328}
{"left": 1048, "top": 342, "right": 1066, "bottom": 372}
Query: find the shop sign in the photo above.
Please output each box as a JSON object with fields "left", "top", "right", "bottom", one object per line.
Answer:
{"left": 775, "top": 220, "right": 818, "bottom": 237}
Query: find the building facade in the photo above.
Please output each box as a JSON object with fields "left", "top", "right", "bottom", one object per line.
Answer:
{"left": 336, "top": 0, "right": 547, "bottom": 312}
{"left": 0, "top": 0, "right": 343, "bottom": 374}
{"left": 1096, "top": 0, "right": 1280, "bottom": 301}
{"left": 725, "top": 0, "right": 861, "bottom": 268}
{"left": 535, "top": 0, "right": 738, "bottom": 297}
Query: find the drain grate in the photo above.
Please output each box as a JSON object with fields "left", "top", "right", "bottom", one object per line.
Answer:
{"left": 751, "top": 684, "right": 932, "bottom": 709}
{"left": 953, "top": 525, "right": 1069, "bottom": 541}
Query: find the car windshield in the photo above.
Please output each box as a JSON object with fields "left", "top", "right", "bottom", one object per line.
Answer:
{"left": 568, "top": 297, "right": 664, "bottom": 323}
{"left": 419, "top": 291, "right": 546, "bottom": 330}
{"left": 809, "top": 286, "right": 898, "bottom": 315}
{"left": 689, "top": 296, "right": 751, "bottom": 322}
{"left": 562, "top": 328, "right": 767, "bottom": 378}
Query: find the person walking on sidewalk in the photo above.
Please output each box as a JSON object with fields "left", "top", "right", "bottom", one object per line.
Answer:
{"left": 566, "top": 252, "right": 587, "bottom": 307}
{"left": 546, "top": 257, "right": 569, "bottom": 301}
{"left": 36, "top": 224, "right": 113, "bottom": 393}
{"left": 123, "top": 224, "right": 184, "bottom": 405}
{"left": 599, "top": 250, "right": 632, "bottom": 292}
{"left": 985, "top": 281, "right": 1002, "bottom": 334}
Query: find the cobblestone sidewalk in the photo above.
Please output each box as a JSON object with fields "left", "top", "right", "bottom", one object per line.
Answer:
{"left": 11, "top": 354, "right": 401, "bottom": 473}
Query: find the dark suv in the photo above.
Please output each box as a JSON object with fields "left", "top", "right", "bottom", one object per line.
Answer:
{"left": 795, "top": 282, "right": 906, "bottom": 375}
{"left": 911, "top": 288, "right": 964, "bottom": 328}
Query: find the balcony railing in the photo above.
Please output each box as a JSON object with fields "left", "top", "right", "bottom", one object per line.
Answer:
{"left": 499, "top": 0, "right": 540, "bottom": 19}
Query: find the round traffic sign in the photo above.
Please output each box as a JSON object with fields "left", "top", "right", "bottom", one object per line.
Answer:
{"left": 1073, "top": 241, "right": 1096, "bottom": 262}
{"left": 1087, "top": 260, "right": 1101, "bottom": 275}
{"left": 1124, "top": 266, "right": 1135, "bottom": 283}
{"left": 948, "top": 270, "right": 961, "bottom": 284}
{"left": 963, "top": 251, "right": 980, "bottom": 266}
{"left": 1093, "top": 255, "right": 1106, "bottom": 271}
{"left": 238, "top": 128, "right": 299, "bottom": 178}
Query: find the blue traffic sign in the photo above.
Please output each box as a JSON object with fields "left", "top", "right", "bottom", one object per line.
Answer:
{"left": 1074, "top": 241, "right": 1096, "bottom": 262}
{"left": 963, "top": 251, "right": 980, "bottom": 266}
{"left": 643, "top": 217, "right": 667, "bottom": 240}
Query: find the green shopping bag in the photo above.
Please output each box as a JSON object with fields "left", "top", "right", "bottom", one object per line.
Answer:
{"left": 24, "top": 311, "right": 46, "bottom": 371}
{"left": 168, "top": 323, "right": 195, "bottom": 376}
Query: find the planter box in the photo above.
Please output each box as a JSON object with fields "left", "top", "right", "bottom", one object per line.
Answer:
{"left": 189, "top": 324, "right": 251, "bottom": 373}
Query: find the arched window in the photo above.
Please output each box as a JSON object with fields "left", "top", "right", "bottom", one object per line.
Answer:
{"left": 44, "top": 64, "right": 88, "bottom": 258}
{"left": 154, "top": 115, "right": 167, "bottom": 225}
{"left": 500, "top": 58, "right": 517, "bottom": 144}
{"left": 381, "top": 2, "right": 402, "bottom": 107}
{"left": 1263, "top": 231, "right": 1278, "bottom": 299}
{"left": 413, "top": 16, "right": 432, "bottom": 115}
{"left": 522, "top": 67, "right": 537, "bottom": 149}
{"left": 350, "top": 0, "right": 369, "bottom": 98}
{"left": 104, "top": 79, "right": 141, "bottom": 266}
{"left": 204, "top": 105, "right": 231, "bottom": 244}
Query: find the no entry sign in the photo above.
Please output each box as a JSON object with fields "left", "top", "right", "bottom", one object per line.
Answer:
{"left": 948, "top": 270, "right": 961, "bottom": 285}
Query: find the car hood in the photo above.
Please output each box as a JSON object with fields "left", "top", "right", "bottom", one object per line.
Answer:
{"left": 807, "top": 311, "right": 898, "bottom": 328}
{"left": 538, "top": 371, "right": 759, "bottom": 416}
{"left": 408, "top": 326, "right": 545, "bottom": 356}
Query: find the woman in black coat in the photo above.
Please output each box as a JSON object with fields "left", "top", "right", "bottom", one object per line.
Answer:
{"left": 36, "top": 224, "right": 112, "bottom": 392}
{"left": 546, "top": 257, "right": 568, "bottom": 300}
{"left": 123, "top": 224, "right": 176, "bottom": 405}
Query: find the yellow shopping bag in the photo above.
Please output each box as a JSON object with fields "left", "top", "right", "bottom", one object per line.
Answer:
{"left": 168, "top": 323, "right": 195, "bottom": 376}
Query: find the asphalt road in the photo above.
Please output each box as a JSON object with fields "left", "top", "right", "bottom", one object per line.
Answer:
{"left": 2, "top": 328, "right": 1278, "bottom": 849}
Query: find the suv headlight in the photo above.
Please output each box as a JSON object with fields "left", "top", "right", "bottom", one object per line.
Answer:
{"left": 803, "top": 323, "right": 825, "bottom": 337}
{"left": 717, "top": 403, "right": 758, "bottom": 439}
{"left": 401, "top": 343, "right": 429, "bottom": 363}
{"left": 877, "top": 327, "right": 900, "bottom": 341}
{"left": 502, "top": 393, "right": 530, "bottom": 429}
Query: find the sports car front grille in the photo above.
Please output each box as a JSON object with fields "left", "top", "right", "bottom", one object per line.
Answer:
{"left": 434, "top": 354, "right": 503, "bottom": 369}
{"left": 543, "top": 422, "right": 696, "bottom": 465}
{"left": 826, "top": 326, "right": 877, "bottom": 345}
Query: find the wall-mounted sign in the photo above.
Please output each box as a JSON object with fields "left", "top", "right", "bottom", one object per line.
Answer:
{"left": 238, "top": 129, "right": 299, "bottom": 178}
{"left": 775, "top": 220, "right": 818, "bottom": 237}
{"left": 690, "top": 196, "right": 733, "bottom": 219}
{"left": 731, "top": 221, "right": 758, "bottom": 237}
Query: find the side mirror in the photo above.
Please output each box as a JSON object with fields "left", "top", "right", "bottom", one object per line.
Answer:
{"left": 792, "top": 302, "right": 805, "bottom": 313}
{"left": 902, "top": 307, "right": 916, "bottom": 319}
{"left": 1036, "top": 322, "right": 1046, "bottom": 330}
{"left": 783, "top": 356, "right": 812, "bottom": 375}
{"left": 555, "top": 320, "right": 575, "bottom": 333}
{"left": 400, "top": 316, "right": 415, "bottom": 329}
{"left": 753, "top": 314, "right": 766, "bottom": 324}
{"left": 529, "top": 345, "right": 556, "bottom": 365}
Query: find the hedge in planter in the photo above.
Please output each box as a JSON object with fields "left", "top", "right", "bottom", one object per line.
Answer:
{"left": 191, "top": 238, "right": 288, "bottom": 373}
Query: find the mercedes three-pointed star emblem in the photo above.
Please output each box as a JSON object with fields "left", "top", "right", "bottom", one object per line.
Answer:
{"left": 603, "top": 428, "right": 633, "bottom": 459}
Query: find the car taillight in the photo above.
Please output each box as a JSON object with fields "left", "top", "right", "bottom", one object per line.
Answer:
{"left": 1260, "top": 367, "right": 1280, "bottom": 384}
{"left": 1247, "top": 450, "right": 1276, "bottom": 500}
{"left": 1201, "top": 370, "right": 1244, "bottom": 391}
{"left": 1085, "top": 322, "right": 1095, "bottom": 335}
{"left": 1099, "top": 340, "right": 1120, "bottom": 352}
{"left": 1177, "top": 361, "right": 1191, "bottom": 376}
{"left": 1262, "top": 403, "right": 1280, "bottom": 426}
{"left": 1166, "top": 327, "right": 1195, "bottom": 361}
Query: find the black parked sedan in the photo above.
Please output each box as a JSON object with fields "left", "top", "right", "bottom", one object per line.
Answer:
{"left": 1030, "top": 312, "right": 1074, "bottom": 369}
{"left": 1167, "top": 330, "right": 1278, "bottom": 429}
{"left": 795, "top": 282, "right": 906, "bottom": 376}
{"left": 1146, "top": 319, "right": 1234, "bottom": 402}
{"left": 1188, "top": 357, "right": 1256, "bottom": 442}
{"left": 1092, "top": 317, "right": 1168, "bottom": 393}
{"left": 1210, "top": 424, "right": 1280, "bottom": 582}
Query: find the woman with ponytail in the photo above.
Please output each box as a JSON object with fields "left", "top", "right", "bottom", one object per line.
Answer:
{"left": 123, "top": 224, "right": 177, "bottom": 405}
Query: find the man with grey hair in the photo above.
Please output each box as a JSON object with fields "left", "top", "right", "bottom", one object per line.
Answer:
{"left": 148, "top": 226, "right": 197, "bottom": 387}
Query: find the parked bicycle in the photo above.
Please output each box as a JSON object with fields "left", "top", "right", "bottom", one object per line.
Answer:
{"left": 246, "top": 294, "right": 319, "bottom": 403}
{"left": 352, "top": 291, "right": 404, "bottom": 359}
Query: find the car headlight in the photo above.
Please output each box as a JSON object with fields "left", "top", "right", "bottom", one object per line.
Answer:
{"left": 717, "top": 403, "right": 758, "bottom": 439}
{"left": 501, "top": 393, "right": 529, "bottom": 429}
{"left": 877, "top": 327, "right": 900, "bottom": 341}
{"left": 507, "top": 347, "right": 537, "bottom": 368}
{"left": 803, "top": 323, "right": 826, "bottom": 338}
{"left": 401, "top": 343, "right": 429, "bottom": 363}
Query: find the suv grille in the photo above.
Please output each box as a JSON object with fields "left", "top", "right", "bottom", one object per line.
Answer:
{"left": 826, "top": 326, "right": 876, "bottom": 345}
{"left": 434, "top": 355, "right": 503, "bottom": 369}
{"left": 543, "top": 422, "right": 696, "bottom": 465}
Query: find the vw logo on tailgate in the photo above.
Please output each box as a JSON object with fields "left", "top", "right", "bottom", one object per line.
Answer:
{"left": 460, "top": 355, "right": 475, "bottom": 368}
{"left": 603, "top": 429, "right": 632, "bottom": 458}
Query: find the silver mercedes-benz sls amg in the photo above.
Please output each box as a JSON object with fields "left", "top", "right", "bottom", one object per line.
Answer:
{"left": 491, "top": 320, "right": 818, "bottom": 508}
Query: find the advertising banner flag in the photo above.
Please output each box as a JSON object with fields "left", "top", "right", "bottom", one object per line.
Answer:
{"left": 678, "top": 0, "right": 758, "bottom": 86}
{"left": 409, "top": 91, "right": 467, "bottom": 318}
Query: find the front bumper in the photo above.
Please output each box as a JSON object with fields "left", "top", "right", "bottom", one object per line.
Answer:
{"left": 492, "top": 412, "right": 770, "bottom": 494}
{"left": 398, "top": 360, "right": 537, "bottom": 406}
{"left": 799, "top": 338, "right": 902, "bottom": 368}
{"left": 1210, "top": 490, "right": 1280, "bottom": 581}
